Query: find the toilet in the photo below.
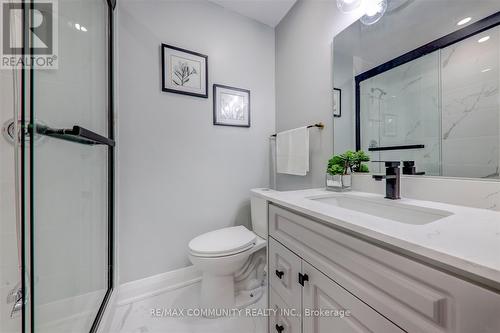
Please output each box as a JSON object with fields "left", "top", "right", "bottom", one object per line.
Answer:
{"left": 188, "top": 194, "right": 267, "bottom": 311}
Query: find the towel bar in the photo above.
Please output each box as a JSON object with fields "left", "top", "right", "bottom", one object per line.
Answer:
{"left": 270, "top": 123, "right": 324, "bottom": 138}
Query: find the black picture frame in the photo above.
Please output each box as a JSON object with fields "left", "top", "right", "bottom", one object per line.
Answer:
{"left": 161, "top": 43, "right": 208, "bottom": 98}
{"left": 354, "top": 11, "right": 500, "bottom": 150}
{"left": 213, "top": 84, "right": 251, "bottom": 127}
{"left": 333, "top": 88, "right": 341, "bottom": 117}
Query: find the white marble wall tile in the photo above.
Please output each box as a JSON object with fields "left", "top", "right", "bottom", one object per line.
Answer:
{"left": 441, "top": 25, "right": 500, "bottom": 179}
{"left": 443, "top": 136, "right": 499, "bottom": 178}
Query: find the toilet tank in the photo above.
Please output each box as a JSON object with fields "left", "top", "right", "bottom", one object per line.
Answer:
{"left": 251, "top": 194, "right": 268, "bottom": 239}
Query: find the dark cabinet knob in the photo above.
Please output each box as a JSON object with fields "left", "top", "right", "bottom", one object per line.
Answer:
{"left": 298, "top": 273, "right": 309, "bottom": 286}
{"left": 275, "top": 324, "right": 285, "bottom": 333}
{"left": 275, "top": 270, "right": 284, "bottom": 279}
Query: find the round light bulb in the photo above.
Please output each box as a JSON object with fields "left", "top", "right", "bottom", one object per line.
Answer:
{"left": 360, "top": 0, "right": 387, "bottom": 25}
{"left": 336, "top": 0, "right": 363, "bottom": 13}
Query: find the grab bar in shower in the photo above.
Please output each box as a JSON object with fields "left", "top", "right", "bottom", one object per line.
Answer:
{"left": 368, "top": 144, "right": 424, "bottom": 151}
{"left": 32, "top": 124, "right": 115, "bottom": 147}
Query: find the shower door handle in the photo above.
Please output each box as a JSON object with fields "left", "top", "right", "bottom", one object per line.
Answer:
{"left": 33, "top": 124, "right": 115, "bottom": 147}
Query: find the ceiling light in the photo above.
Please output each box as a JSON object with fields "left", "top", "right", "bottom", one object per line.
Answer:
{"left": 360, "top": 0, "right": 387, "bottom": 26}
{"left": 80, "top": 26, "right": 87, "bottom": 32}
{"left": 478, "top": 36, "right": 490, "bottom": 43}
{"left": 457, "top": 17, "right": 471, "bottom": 26}
{"left": 74, "top": 23, "right": 81, "bottom": 30}
{"left": 481, "top": 68, "right": 492, "bottom": 73}
{"left": 336, "top": 0, "right": 362, "bottom": 13}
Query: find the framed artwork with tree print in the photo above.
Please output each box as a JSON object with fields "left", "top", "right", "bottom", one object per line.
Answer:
{"left": 161, "top": 44, "right": 208, "bottom": 98}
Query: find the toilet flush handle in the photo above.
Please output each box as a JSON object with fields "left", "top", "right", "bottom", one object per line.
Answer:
{"left": 275, "top": 270, "right": 284, "bottom": 279}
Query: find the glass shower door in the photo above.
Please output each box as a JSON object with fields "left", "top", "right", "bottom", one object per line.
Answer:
{"left": 25, "top": 0, "right": 115, "bottom": 332}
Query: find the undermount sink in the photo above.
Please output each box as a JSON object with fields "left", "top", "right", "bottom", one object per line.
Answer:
{"left": 309, "top": 194, "right": 453, "bottom": 225}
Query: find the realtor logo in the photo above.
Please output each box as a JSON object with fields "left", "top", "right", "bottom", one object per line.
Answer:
{"left": 1, "top": 0, "right": 58, "bottom": 69}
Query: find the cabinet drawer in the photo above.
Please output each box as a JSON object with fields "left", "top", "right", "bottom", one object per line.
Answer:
{"left": 302, "top": 261, "right": 403, "bottom": 333}
{"left": 269, "top": 287, "right": 301, "bottom": 333}
{"left": 269, "top": 203, "right": 500, "bottom": 333}
{"left": 269, "top": 237, "right": 302, "bottom": 310}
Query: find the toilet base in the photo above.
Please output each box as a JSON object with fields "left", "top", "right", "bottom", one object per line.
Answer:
{"left": 200, "top": 272, "right": 235, "bottom": 314}
{"left": 235, "top": 285, "right": 264, "bottom": 309}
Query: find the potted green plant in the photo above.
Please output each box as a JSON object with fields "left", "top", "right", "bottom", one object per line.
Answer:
{"left": 326, "top": 150, "right": 370, "bottom": 191}
{"left": 352, "top": 150, "right": 370, "bottom": 173}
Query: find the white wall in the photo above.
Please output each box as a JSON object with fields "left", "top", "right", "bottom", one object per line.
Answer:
{"left": 275, "top": 0, "right": 361, "bottom": 190}
{"left": 117, "top": 0, "right": 276, "bottom": 283}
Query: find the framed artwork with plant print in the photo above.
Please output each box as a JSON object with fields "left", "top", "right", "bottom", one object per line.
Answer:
{"left": 161, "top": 44, "right": 208, "bottom": 98}
{"left": 213, "top": 84, "right": 250, "bottom": 127}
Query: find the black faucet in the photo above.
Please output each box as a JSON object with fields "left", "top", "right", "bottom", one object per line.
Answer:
{"left": 372, "top": 161, "right": 401, "bottom": 200}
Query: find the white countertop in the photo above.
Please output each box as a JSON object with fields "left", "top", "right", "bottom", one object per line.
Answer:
{"left": 252, "top": 188, "right": 500, "bottom": 289}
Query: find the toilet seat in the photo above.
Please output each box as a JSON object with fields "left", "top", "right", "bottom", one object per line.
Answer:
{"left": 188, "top": 226, "right": 257, "bottom": 258}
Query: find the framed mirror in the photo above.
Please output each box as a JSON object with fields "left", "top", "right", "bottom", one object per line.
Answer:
{"left": 333, "top": 0, "right": 500, "bottom": 179}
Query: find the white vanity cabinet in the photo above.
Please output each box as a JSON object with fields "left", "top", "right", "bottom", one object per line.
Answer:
{"left": 269, "top": 237, "right": 403, "bottom": 333}
{"left": 268, "top": 203, "right": 500, "bottom": 333}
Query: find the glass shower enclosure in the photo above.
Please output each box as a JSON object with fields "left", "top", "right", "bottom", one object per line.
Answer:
{"left": 1, "top": 0, "right": 115, "bottom": 332}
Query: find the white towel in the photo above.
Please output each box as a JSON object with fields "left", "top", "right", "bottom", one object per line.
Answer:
{"left": 276, "top": 126, "right": 309, "bottom": 176}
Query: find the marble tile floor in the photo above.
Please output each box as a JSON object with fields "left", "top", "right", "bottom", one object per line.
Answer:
{"left": 107, "top": 282, "right": 267, "bottom": 333}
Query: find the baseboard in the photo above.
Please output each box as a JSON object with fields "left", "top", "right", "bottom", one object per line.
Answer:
{"left": 116, "top": 265, "right": 202, "bottom": 306}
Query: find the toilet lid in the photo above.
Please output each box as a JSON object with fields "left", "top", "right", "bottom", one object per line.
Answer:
{"left": 188, "top": 226, "right": 257, "bottom": 257}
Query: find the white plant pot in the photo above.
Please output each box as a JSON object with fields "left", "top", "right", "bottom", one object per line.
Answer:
{"left": 326, "top": 174, "right": 351, "bottom": 191}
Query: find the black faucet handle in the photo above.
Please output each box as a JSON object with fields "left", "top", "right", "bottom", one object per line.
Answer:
{"left": 384, "top": 161, "right": 400, "bottom": 168}
{"left": 403, "top": 160, "right": 415, "bottom": 167}
{"left": 372, "top": 160, "right": 401, "bottom": 168}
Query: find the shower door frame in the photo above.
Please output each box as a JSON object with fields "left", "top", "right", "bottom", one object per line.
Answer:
{"left": 354, "top": 11, "right": 500, "bottom": 151}
{"left": 20, "top": 0, "right": 117, "bottom": 332}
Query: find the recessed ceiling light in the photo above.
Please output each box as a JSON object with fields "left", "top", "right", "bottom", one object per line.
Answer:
{"left": 478, "top": 36, "right": 490, "bottom": 43}
{"left": 74, "top": 23, "right": 81, "bottom": 30}
{"left": 80, "top": 26, "right": 87, "bottom": 32}
{"left": 481, "top": 68, "right": 492, "bottom": 73}
{"left": 457, "top": 17, "right": 471, "bottom": 26}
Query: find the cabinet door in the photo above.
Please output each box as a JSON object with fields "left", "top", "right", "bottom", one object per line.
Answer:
{"left": 302, "top": 262, "right": 403, "bottom": 333}
{"left": 269, "top": 237, "right": 302, "bottom": 310}
{"left": 269, "top": 287, "right": 301, "bottom": 333}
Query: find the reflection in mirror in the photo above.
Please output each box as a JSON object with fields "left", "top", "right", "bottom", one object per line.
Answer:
{"left": 333, "top": 0, "right": 500, "bottom": 179}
